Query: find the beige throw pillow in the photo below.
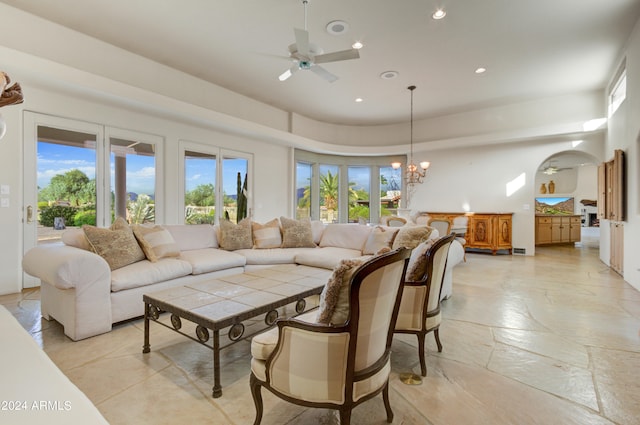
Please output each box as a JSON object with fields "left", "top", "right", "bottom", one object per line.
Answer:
{"left": 362, "top": 226, "right": 399, "bottom": 255}
{"left": 392, "top": 225, "right": 433, "bottom": 250}
{"left": 280, "top": 217, "right": 316, "bottom": 248}
{"left": 405, "top": 239, "right": 435, "bottom": 281}
{"left": 317, "top": 258, "right": 364, "bottom": 326}
{"left": 82, "top": 217, "right": 146, "bottom": 270}
{"left": 219, "top": 218, "right": 252, "bottom": 250}
{"left": 132, "top": 225, "right": 180, "bottom": 262}
{"left": 252, "top": 219, "right": 282, "bottom": 249}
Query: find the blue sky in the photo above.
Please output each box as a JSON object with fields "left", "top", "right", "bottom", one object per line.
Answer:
{"left": 38, "top": 142, "right": 247, "bottom": 196}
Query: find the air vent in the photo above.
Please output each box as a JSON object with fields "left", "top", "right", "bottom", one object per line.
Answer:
{"left": 513, "top": 248, "right": 526, "bottom": 255}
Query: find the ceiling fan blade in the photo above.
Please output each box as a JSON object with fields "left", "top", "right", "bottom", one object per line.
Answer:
{"left": 314, "top": 48, "right": 360, "bottom": 64}
{"left": 310, "top": 65, "right": 338, "bottom": 83}
{"left": 294, "top": 28, "right": 310, "bottom": 57}
{"left": 278, "top": 64, "right": 299, "bottom": 82}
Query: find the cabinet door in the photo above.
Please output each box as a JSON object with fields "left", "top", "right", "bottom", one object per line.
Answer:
{"left": 536, "top": 217, "right": 552, "bottom": 244}
{"left": 597, "top": 163, "right": 607, "bottom": 219}
{"left": 550, "top": 217, "right": 563, "bottom": 242}
{"left": 469, "top": 216, "right": 493, "bottom": 249}
{"left": 497, "top": 215, "right": 512, "bottom": 249}
{"left": 569, "top": 217, "right": 581, "bottom": 242}
{"left": 610, "top": 222, "right": 623, "bottom": 275}
{"left": 559, "top": 217, "right": 571, "bottom": 242}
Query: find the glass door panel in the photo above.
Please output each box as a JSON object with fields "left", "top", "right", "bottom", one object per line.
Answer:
{"left": 184, "top": 150, "right": 216, "bottom": 224}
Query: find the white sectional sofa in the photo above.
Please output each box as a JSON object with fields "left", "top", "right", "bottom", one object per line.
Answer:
{"left": 23, "top": 219, "right": 464, "bottom": 341}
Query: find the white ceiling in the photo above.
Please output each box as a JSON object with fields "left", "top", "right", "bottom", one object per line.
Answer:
{"left": 2, "top": 0, "right": 639, "bottom": 127}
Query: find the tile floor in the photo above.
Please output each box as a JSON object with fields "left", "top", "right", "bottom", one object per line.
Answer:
{"left": 3, "top": 236, "right": 640, "bottom": 424}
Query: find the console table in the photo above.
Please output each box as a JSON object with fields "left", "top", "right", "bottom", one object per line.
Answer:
{"left": 420, "top": 212, "right": 513, "bottom": 255}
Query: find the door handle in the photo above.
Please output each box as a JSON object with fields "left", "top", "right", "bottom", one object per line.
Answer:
{"left": 26, "top": 205, "right": 33, "bottom": 224}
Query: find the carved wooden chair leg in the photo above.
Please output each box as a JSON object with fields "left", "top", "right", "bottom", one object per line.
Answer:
{"left": 250, "top": 374, "right": 264, "bottom": 425}
{"left": 434, "top": 328, "right": 443, "bottom": 352}
{"left": 383, "top": 381, "right": 394, "bottom": 423}
{"left": 417, "top": 332, "right": 427, "bottom": 377}
{"left": 339, "top": 407, "right": 352, "bottom": 425}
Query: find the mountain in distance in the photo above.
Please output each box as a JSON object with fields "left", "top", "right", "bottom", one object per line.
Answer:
{"left": 535, "top": 197, "right": 574, "bottom": 215}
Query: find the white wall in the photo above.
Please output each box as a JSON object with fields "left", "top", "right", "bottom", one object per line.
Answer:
{"left": 603, "top": 16, "right": 640, "bottom": 290}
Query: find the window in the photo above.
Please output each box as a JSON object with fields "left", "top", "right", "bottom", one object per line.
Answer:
{"left": 295, "top": 162, "right": 312, "bottom": 219}
{"left": 180, "top": 142, "right": 252, "bottom": 224}
{"left": 295, "top": 150, "right": 404, "bottom": 224}
{"left": 184, "top": 150, "right": 216, "bottom": 224}
{"left": 609, "top": 67, "right": 626, "bottom": 117}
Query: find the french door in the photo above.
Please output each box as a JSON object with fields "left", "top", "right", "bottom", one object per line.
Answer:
{"left": 22, "top": 112, "right": 162, "bottom": 288}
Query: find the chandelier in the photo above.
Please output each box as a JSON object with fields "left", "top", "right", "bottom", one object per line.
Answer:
{"left": 391, "top": 85, "right": 430, "bottom": 206}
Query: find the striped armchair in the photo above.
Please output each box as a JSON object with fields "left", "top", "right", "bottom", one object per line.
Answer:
{"left": 395, "top": 234, "right": 455, "bottom": 376}
{"left": 249, "top": 248, "right": 411, "bottom": 425}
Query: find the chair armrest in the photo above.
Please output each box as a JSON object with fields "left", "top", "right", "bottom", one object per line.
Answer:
{"left": 22, "top": 243, "right": 110, "bottom": 290}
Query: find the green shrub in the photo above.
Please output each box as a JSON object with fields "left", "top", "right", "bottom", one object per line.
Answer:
{"left": 74, "top": 210, "right": 96, "bottom": 226}
{"left": 39, "top": 205, "right": 78, "bottom": 227}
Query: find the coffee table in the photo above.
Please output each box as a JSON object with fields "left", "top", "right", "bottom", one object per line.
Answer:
{"left": 142, "top": 264, "right": 331, "bottom": 398}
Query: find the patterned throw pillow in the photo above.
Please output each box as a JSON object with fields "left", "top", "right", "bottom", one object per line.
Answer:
{"left": 82, "top": 217, "right": 146, "bottom": 270}
{"left": 405, "top": 239, "right": 435, "bottom": 282}
{"left": 219, "top": 218, "right": 252, "bottom": 250}
{"left": 392, "top": 225, "right": 433, "bottom": 250}
{"left": 317, "top": 258, "right": 364, "bottom": 325}
{"left": 280, "top": 217, "right": 316, "bottom": 248}
{"left": 252, "top": 219, "right": 282, "bottom": 249}
{"left": 132, "top": 225, "right": 181, "bottom": 262}
{"left": 362, "top": 226, "right": 399, "bottom": 255}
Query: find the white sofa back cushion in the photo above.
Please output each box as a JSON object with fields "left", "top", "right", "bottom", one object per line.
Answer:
{"left": 61, "top": 228, "right": 92, "bottom": 251}
{"left": 319, "top": 223, "right": 372, "bottom": 251}
{"left": 163, "top": 224, "right": 218, "bottom": 251}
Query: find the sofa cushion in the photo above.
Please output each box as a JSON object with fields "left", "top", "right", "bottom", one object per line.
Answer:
{"left": 392, "top": 225, "right": 433, "bottom": 250}
{"left": 133, "top": 224, "right": 180, "bottom": 262}
{"left": 252, "top": 219, "right": 282, "bottom": 249}
{"left": 235, "top": 247, "right": 317, "bottom": 265}
{"left": 406, "top": 239, "right": 435, "bottom": 282}
{"left": 178, "top": 248, "right": 247, "bottom": 275}
{"left": 219, "top": 218, "right": 252, "bottom": 250}
{"left": 295, "top": 247, "right": 364, "bottom": 270}
{"left": 111, "top": 258, "right": 193, "bottom": 292}
{"left": 62, "top": 228, "right": 91, "bottom": 251}
{"left": 280, "top": 217, "right": 316, "bottom": 248}
{"left": 319, "top": 223, "right": 372, "bottom": 251}
{"left": 362, "top": 226, "right": 399, "bottom": 255}
{"left": 311, "top": 220, "right": 325, "bottom": 244}
{"left": 82, "top": 217, "right": 146, "bottom": 270}
{"left": 317, "top": 258, "right": 364, "bottom": 325}
{"left": 163, "top": 224, "right": 218, "bottom": 250}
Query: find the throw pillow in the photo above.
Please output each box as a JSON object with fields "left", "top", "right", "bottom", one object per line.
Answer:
{"left": 362, "top": 226, "right": 399, "bottom": 255}
{"left": 132, "top": 225, "right": 181, "bottom": 262}
{"left": 392, "top": 225, "right": 433, "bottom": 250}
{"left": 280, "top": 217, "right": 316, "bottom": 248}
{"left": 219, "top": 218, "right": 252, "bottom": 250}
{"left": 82, "top": 217, "right": 146, "bottom": 270}
{"left": 317, "top": 258, "right": 364, "bottom": 326}
{"left": 405, "top": 239, "right": 435, "bottom": 281}
{"left": 252, "top": 219, "right": 282, "bottom": 249}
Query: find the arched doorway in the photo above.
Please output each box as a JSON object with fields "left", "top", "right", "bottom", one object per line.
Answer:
{"left": 534, "top": 151, "right": 600, "bottom": 248}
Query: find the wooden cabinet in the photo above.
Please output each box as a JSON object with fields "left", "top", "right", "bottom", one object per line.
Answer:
{"left": 610, "top": 221, "right": 624, "bottom": 275}
{"left": 535, "top": 215, "right": 581, "bottom": 245}
{"left": 421, "top": 212, "right": 513, "bottom": 255}
{"left": 598, "top": 149, "right": 625, "bottom": 221}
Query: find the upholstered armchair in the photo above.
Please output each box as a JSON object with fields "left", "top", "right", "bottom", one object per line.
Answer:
{"left": 395, "top": 234, "right": 455, "bottom": 377}
{"left": 249, "top": 248, "right": 411, "bottom": 425}
{"left": 380, "top": 215, "right": 407, "bottom": 227}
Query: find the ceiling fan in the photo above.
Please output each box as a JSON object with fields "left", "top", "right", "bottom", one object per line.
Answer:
{"left": 541, "top": 161, "right": 572, "bottom": 175}
{"left": 278, "top": 0, "right": 360, "bottom": 83}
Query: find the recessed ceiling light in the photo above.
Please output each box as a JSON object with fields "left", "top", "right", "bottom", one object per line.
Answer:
{"left": 352, "top": 41, "right": 363, "bottom": 49}
{"left": 380, "top": 71, "right": 399, "bottom": 80}
{"left": 475, "top": 67, "right": 487, "bottom": 74}
{"left": 326, "top": 20, "right": 349, "bottom": 35}
{"left": 355, "top": 98, "right": 363, "bottom": 103}
{"left": 432, "top": 9, "right": 446, "bottom": 20}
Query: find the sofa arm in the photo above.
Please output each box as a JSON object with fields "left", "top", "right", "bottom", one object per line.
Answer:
{"left": 23, "top": 242, "right": 111, "bottom": 290}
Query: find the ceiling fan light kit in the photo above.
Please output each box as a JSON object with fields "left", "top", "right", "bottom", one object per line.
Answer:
{"left": 278, "top": 0, "right": 361, "bottom": 83}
